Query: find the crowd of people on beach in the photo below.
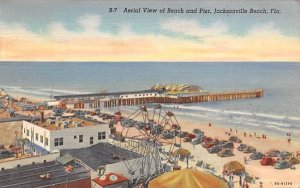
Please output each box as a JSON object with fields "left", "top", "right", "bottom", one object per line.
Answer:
{"left": 208, "top": 121, "right": 294, "bottom": 144}
{"left": 227, "top": 127, "right": 268, "bottom": 140}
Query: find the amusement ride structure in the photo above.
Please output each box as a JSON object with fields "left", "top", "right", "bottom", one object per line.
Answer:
{"left": 119, "top": 104, "right": 182, "bottom": 186}
{"left": 0, "top": 88, "right": 11, "bottom": 116}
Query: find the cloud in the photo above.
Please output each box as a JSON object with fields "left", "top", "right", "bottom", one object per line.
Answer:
{"left": 77, "top": 14, "right": 101, "bottom": 32}
{"left": 48, "top": 22, "right": 73, "bottom": 40}
{"left": 248, "top": 22, "right": 281, "bottom": 37}
{"left": 161, "top": 18, "right": 228, "bottom": 37}
{"left": 0, "top": 17, "right": 299, "bottom": 62}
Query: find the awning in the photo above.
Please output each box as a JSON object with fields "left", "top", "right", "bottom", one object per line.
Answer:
{"left": 57, "top": 154, "right": 74, "bottom": 165}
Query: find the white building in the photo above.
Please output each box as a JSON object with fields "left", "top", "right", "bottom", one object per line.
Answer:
{"left": 118, "top": 91, "right": 161, "bottom": 99}
{"left": 22, "top": 117, "right": 110, "bottom": 154}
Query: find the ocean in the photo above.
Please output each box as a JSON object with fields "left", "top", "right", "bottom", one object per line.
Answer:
{"left": 0, "top": 62, "right": 299, "bottom": 139}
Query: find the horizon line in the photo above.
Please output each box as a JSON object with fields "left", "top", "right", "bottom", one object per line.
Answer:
{"left": 0, "top": 60, "right": 299, "bottom": 63}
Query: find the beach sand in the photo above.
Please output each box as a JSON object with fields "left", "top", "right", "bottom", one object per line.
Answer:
{"left": 111, "top": 109, "right": 300, "bottom": 188}
{"left": 177, "top": 118, "right": 300, "bottom": 188}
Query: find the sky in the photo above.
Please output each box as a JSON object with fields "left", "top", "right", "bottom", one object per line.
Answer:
{"left": 0, "top": 0, "right": 299, "bottom": 62}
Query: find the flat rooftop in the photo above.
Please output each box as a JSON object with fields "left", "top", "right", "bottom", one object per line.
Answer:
{"left": 0, "top": 161, "right": 90, "bottom": 188}
{"left": 33, "top": 116, "right": 106, "bottom": 131}
{"left": 61, "top": 142, "right": 141, "bottom": 171}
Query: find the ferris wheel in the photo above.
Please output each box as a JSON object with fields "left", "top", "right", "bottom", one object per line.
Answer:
{"left": 119, "top": 104, "right": 182, "bottom": 186}
{"left": 0, "top": 89, "right": 11, "bottom": 115}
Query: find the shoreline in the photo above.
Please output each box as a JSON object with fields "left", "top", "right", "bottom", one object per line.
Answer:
{"left": 108, "top": 108, "right": 300, "bottom": 188}
{"left": 103, "top": 106, "right": 300, "bottom": 143}
{"left": 105, "top": 107, "right": 300, "bottom": 154}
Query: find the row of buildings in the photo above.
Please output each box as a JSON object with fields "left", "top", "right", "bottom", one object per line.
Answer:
{"left": 0, "top": 111, "right": 144, "bottom": 188}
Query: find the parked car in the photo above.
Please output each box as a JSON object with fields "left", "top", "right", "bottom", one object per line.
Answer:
{"left": 250, "top": 152, "right": 265, "bottom": 160}
{"left": 237, "top": 144, "right": 248, "bottom": 151}
{"left": 202, "top": 139, "right": 219, "bottom": 149}
{"left": 260, "top": 157, "right": 276, "bottom": 166}
{"left": 183, "top": 137, "right": 192, "bottom": 142}
{"left": 217, "top": 148, "right": 234, "bottom": 157}
{"left": 193, "top": 129, "right": 203, "bottom": 135}
{"left": 178, "top": 131, "right": 188, "bottom": 138}
{"left": 201, "top": 136, "right": 213, "bottom": 143}
{"left": 278, "top": 151, "right": 291, "bottom": 159}
{"left": 202, "top": 142, "right": 213, "bottom": 149}
{"left": 208, "top": 145, "right": 222, "bottom": 153}
{"left": 218, "top": 140, "right": 228, "bottom": 145}
{"left": 288, "top": 157, "right": 299, "bottom": 165}
{"left": 191, "top": 137, "right": 202, "bottom": 145}
{"left": 274, "top": 160, "right": 290, "bottom": 169}
{"left": 229, "top": 136, "right": 242, "bottom": 143}
{"left": 266, "top": 150, "right": 280, "bottom": 157}
{"left": 243, "top": 146, "right": 256, "bottom": 153}
{"left": 221, "top": 142, "right": 234, "bottom": 149}
{"left": 0, "top": 150, "right": 15, "bottom": 159}
{"left": 187, "top": 133, "right": 196, "bottom": 139}
{"left": 201, "top": 136, "right": 213, "bottom": 142}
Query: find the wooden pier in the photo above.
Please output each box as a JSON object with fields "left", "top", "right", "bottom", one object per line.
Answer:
{"left": 54, "top": 88, "right": 263, "bottom": 109}
{"left": 101, "top": 89, "right": 264, "bottom": 108}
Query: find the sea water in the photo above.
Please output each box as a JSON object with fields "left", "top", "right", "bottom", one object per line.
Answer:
{"left": 0, "top": 62, "right": 299, "bottom": 139}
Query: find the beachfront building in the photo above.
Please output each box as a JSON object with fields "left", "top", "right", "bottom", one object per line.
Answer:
{"left": 22, "top": 117, "right": 110, "bottom": 154}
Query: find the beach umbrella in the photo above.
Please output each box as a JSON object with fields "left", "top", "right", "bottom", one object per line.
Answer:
{"left": 149, "top": 168, "right": 228, "bottom": 188}
{"left": 223, "top": 161, "right": 245, "bottom": 175}
{"left": 172, "top": 148, "right": 191, "bottom": 156}
{"left": 173, "top": 148, "right": 191, "bottom": 167}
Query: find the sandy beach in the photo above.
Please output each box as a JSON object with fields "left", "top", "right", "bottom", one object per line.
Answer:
{"left": 111, "top": 108, "right": 300, "bottom": 188}
{"left": 176, "top": 118, "right": 300, "bottom": 188}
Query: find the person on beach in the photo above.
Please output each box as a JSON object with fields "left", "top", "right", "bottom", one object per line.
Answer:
{"left": 244, "top": 132, "right": 246, "bottom": 137}
{"left": 236, "top": 129, "right": 238, "bottom": 133}
{"left": 242, "top": 181, "right": 246, "bottom": 188}
{"left": 222, "top": 170, "right": 226, "bottom": 179}
{"left": 209, "top": 123, "right": 211, "bottom": 127}
{"left": 246, "top": 182, "right": 249, "bottom": 188}
{"left": 230, "top": 128, "right": 232, "bottom": 132}
{"left": 239, "top": 176, "right": 242, "bottom": 186}
{"left": 244, "top": 157, "right": 247, "bottom": 164}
